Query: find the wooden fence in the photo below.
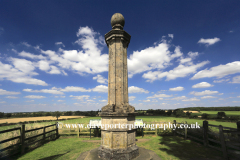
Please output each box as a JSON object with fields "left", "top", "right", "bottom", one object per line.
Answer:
{"left": 0, "top": 122, "right": 59, "bottom": 158}
{"left": 173, "top": 120, "right": 240, "bottom": 160}
{"left": 58, "top": 123, "right": 99, "bottom": 138}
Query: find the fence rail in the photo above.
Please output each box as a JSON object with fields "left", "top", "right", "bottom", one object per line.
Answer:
{"left": 0, "top": 122, "right": 59, "bottom": 158}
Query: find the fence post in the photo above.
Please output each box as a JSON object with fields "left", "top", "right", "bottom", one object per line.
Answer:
{"left": 203, "top": 120, "right": 208, "bottom": 146}
{"left": 219, "top": 125, "right": 228, "bottom": 160}
{"left": 237, "top": 121, "right": 240, "bottom": 141}
{"left": 185, "top": 121, "right": 187, "bottom": 140}
{"left": 90, "top": 128, "right": 91, "bottom": 139}
{"left": 77, "top": 124, "right": 80, "bottom": 138}
{"left": 155, "top": 123, "right": 157, "bottom": 136}
{"left": 173, "top": 120, "right": 176, "bottom": 136}
{"left": 21, "top": 124, "right": 25, "bottom": 155}
{"left": 43, "top": 126, "right": 46, "bottom": 142}
{"left": 56, "top": 122, "right": 59, "bottom": 138}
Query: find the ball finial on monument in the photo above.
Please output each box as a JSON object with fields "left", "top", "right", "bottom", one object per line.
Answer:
{"left": 111, "top": 13, "right": 125, "bottom": 30}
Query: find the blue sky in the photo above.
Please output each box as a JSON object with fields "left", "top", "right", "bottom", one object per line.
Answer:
{"left": 0, "top": 1, "right": 240, "bottom": 112}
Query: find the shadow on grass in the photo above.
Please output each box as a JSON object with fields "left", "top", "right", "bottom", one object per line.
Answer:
{"left": 6, "top": 137, "right": 60, "bottom": 160}
{"left": 158, "top": 135, "right": 224, "bottom": 160}
{"left": 38, "top": 151, "right": 70, "bottom": 160}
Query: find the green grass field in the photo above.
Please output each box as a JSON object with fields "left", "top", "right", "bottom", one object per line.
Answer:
{"left": 191, "top": 111, "right": 240, "bottom": 116}
{"left": 14, "top": 135, "right": 225, "bottom": 160}
{"left": 61, "top": 116, "right": 238, "bottom": 128}
{"left": 1, "top": 115, "right": 239, "bottom": 160}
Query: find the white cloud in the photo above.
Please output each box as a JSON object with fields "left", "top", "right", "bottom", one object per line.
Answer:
{"left": 5, "top": 96, "right": 18, "bottom": 99}
{"left": 213, "top": 79, "right": 230, "bottom": 83}
{"left": 192, "top": 82, "right": 214, "bottom": 88}
{"left": 128, "top": 42, "right": 174, "bottom": 78}
{"left": 99, "top": 99, "right": 107, "bottom": 102}
{"left": 23, "top": 88, "right": 64, "bottom": 94}
{"left": 55, "top": 42, "right": 65, "bottom": 47}
{"left": 21, "top": 42, "right": 31, "bottom": 47}
{"left": 70, "top": 95, "right": 90, "bottom": 100}
{"left": 92, "top": 85, "right": 108, "bottom": 93}
{"left": 0, "top": 60, "right": 48, "bottom": 86}
{"left": 38, "top": 60, "right": 50, "bottom": 71}
{"left": 26, "top": 100, "right": 34, "bottom": 102}
{"left": 172, "top": 96, "right": 187, "bottom": 100}
{"left": 93, "top": 75, "right": 108, "bottom": 84}
{"left": 232, "top": 101, "right": 240, "bottom": 103}
{"left": 147, "top": 94, "right": 172, "bottom": 99}
{"left": 189, "top": 90, "right": 219, "bottom": 96}
{"left": 19, "top": 51, "right": 46, "bottom": 60}
{"left": 168, "top": 34, "right": 174, "bottom": 39}
{"left": 143, "top": 99, "right": 151, "bottom": 102}
{"left": 128, "top": 86, "right": 149, "bottom": 93}
{"left": 182, "top": 97, "right": 200, "bottom": 101}
{"left": 231, "top": 75, "right": 240, "bottom": 83}
{"left": 48, "top": 66, "right": 61, "bottom": 74}
{"left": 191, "top": 61, "right": 240, "bottom": 80}
{"left": 129, "top": 96, "right": 136, "bottom": 101}
{"left": 0, "top": 101, "right": 6, "bottom": 103}
{"left": 60, "top": 86, "right": 91, "bottom": 92}
{"left": 201, "top": 96, "right": 217, "bottom": 99}
{"left": 169, "top": 86, "right": 184, "bottom": 91}
{"left": 197, "top": 37, "right": 220, "bottom": 46}
{"left": 188, "top": 52, "right": 199, "bottom": 59}
{"left": 0, "top": 89, "right": 20, "bottom": 95}
{"left": 25, "top": 95, "right": 46, "bottom": 99}
{"left": 143, "top": 61, "right": 209, "bottom": 82}
{"left": 57, "top": 100, "right": 65, "bottom": 102}
{"left": 10, "top": 58, "right": 35, "bottom": 73}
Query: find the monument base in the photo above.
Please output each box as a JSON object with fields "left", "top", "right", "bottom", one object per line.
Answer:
{"left": 98, "top": 145, "right": 139, "bottom": 160}
{"left": 76, "top": 147, "right": 162, "bottom": 160}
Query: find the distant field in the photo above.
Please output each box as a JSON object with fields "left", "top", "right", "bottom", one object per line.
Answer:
{"left": 183, "top": 111, "right": 200, "bottom": 113}
{"left": 0, "top": 116, "right": 85, "bottom": 124}
{"left": 191, "top": 111, "right": 240, "bottom": 116}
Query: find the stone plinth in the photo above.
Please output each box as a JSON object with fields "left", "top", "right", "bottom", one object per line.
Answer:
{"left": 98, "top": 112, "right": 139, "bottom": 160}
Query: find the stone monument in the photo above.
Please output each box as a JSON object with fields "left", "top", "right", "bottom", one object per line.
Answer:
{"left": 98, "top": 13, "right": 139, "bottom": 160}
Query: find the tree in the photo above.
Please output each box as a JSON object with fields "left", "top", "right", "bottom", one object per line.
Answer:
{"left": 217, "top": 112, "right": 226, "bottom": 119}
{"left": 52, "top": 111, "right": 61, "bottom": 120}
{"left": 45, "top": 112, "right": 52, "bottom": 116}
{"left": 6, "top": 113, "right": 12, "bottom": 118}
{"left": 64, "top": 111, "right": 72, "bottom": 116}
{"left": 186, "top": 111, "right": 192, "bottom": 117}
{"left": 0, "top": 112, "right": 4, "bottom": 118}
{"left": 74, "top": 111, "right": 82, "bottom": 115}
{"left": 173, "top": 110, "right": 186, "bottom": 117}
{"left": 201, "top": 113, "right": 209, "bottom": 119}
{"left": 166, "top": 110, "right": 172, "bottom": 116}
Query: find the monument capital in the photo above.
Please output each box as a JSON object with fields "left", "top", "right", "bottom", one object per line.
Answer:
{"left": 111, "top": 13, "right": 125, "bottom": 30}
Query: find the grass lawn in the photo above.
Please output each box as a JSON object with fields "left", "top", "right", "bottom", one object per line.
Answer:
{"left": 14, "top": 135, "right": 225, "bottom": 160}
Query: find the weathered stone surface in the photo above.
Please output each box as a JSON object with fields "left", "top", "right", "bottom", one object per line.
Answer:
{"left": 98, "top": 145, "right": 139, "bottom": 160}
{"left": 98, "top": 13, "right": 139, "bottom": 160}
